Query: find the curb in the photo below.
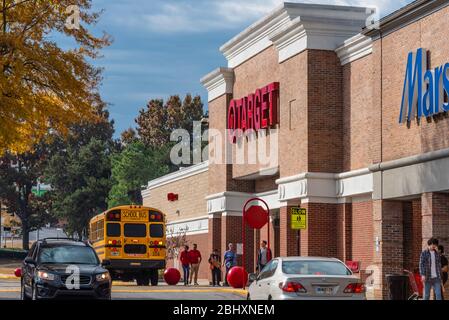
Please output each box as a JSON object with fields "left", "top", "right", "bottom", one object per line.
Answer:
{"left": 0, "top": 277, "right": 247, "bottom": 295}
{"left": 112, "top": 288, "right": 248, "bottom": 296}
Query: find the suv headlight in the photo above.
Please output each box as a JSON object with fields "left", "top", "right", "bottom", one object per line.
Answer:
{"left": 96, "top": 272, "right": 110, "bottom": 282}
{"left": 37, "top": 271, "right": 56, "bottom": 281}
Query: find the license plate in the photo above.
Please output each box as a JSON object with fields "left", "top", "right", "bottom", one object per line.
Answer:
{"left": 111, "top": 251, "right": 120, "bottom": 256}
{"left": 316, "top": 287, "right": 334, "bottom": 295}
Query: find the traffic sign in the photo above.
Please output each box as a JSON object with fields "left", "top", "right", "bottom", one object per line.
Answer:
{"left": 291, "top": 207, "right": 307, "bottom": 230}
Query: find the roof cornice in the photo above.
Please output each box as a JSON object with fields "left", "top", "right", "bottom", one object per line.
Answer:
{"left": 145, "top": 161, "right": 209, "bottom": 190}
{"left": 200, "top": 68, "right": 234, "bottom": 102}
{"left": 335, "top": 33, "right": 373, "bottom": 66}
{"left": 363, "top": 0, "right": 449, "bottom": 39}
{"left": 219, "top": 2, "right": 370, "bottom": 68}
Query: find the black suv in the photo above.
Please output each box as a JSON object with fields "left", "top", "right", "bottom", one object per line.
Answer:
{"left": 20, "top": 238, "right": 111, "bottom": 300}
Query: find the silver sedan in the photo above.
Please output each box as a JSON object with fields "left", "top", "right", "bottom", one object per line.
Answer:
{"left": 247, "top": 257, "right": 366, "bottom": 300}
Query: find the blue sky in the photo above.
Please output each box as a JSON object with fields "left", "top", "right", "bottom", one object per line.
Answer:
{"left": 87, "top": 0, "right": 413, "bottom": 137}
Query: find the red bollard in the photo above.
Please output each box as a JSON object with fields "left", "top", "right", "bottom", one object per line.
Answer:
{"left": 164, "top": 268, "right": 181, "bottom": 285}
{"left": 14, "top": 268, "right": 22, "bottom": 278}
{"left": 227, "top": 266, "right": 248, "bottom": 289}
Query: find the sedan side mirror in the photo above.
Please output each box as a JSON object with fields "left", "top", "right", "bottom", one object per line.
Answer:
{"left": 24, "top": 257, "right": 36, "bottom": 266}
{"left": 248, "top": 273, "right": 257, "bottom": 284}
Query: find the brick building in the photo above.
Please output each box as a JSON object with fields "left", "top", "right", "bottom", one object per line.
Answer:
{"left": 142, "top": 0, "right": 449, "bottom": 298}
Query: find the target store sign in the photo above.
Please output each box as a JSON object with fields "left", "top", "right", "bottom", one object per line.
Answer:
{"left": 227, "top": 82, "right": 279, "bottom": 143}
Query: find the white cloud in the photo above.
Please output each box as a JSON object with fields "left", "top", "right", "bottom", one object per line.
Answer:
{"left": 99, "top": 0, "right": 412, "bottom": 34}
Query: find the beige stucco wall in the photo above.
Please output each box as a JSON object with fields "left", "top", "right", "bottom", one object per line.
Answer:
{"left": 142, "top": 170, "right": 208, "bottom": 224}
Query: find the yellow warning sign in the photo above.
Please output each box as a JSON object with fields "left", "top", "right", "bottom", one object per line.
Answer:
{"left": 291, "top": 207, "right": 307, "bottom": 230}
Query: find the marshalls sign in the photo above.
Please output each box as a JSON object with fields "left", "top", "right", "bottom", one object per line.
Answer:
{"left": 399, "top": 48, "right": 449, "bottom": 124}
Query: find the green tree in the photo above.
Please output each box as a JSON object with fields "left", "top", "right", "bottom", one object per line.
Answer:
{"left": 44, "top": 108, "right": 115, "bottom": 238}
{"left": 108, "top": 141, "right": 169, "bottom": 208}
{"left": 0, "top": 144, "right": 53, "bottom": 250}
{"left": 45, "top": 139, "right": 113, "bottom": 238}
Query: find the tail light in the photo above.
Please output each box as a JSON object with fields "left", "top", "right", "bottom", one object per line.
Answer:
{"left": 344, "top": 283, "right": 366, "bottom": 294}
{"left": 108, "top": 240, "right": 121, "bottom": 246}
{"left": 280, "top": 281, "right": 307, "bottom": 293}
{"left": 149, "top": 211, "right": 164, "bottom": 222}
{"left": 107, "top": 210, "right": 121, "bottom": 221}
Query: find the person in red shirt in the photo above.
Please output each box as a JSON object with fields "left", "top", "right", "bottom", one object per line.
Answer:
{"left": 188, "top": 243, "right": 202, "bottom": 285}
{"left": 179, "top": 245, "right": 190, "bottom": 286}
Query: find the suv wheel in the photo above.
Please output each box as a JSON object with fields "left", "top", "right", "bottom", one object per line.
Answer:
{"left": 31, "top": 283, "right": 39, "bottom": 300}
{"left": 20, "top": 280, "right": 30, "bottom": 301}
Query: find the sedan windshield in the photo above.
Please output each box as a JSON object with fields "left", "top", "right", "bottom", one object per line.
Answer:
{"left": 282, "top": 261, "right": 352, "bottom": 276}
{"left": 38, "top": 246, "right": 99, "bottom": 265}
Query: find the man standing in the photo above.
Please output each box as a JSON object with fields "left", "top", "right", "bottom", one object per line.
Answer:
{"left": 419, "top": 238, "right": 443, "bottom": 300}
{"left": 223, "top": 243, "right": 237, "bottom": 287}
{"left": 180, "top": 245, "right": 190, "bottom": 286}
{"left": 208, "top": 249, "right": 221, "bottom": 286}
{"left": 257, "top": 240, "right": 272, "bottom": 273}
{"left": 188, "top": 243, "right": 202, "bottom": 286}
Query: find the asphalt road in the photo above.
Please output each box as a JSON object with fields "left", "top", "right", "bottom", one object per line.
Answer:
{"left": 0, "top": 279, "right": 245, "bottom": 300}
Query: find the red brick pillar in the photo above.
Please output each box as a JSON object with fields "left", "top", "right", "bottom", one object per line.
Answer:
{"left": 208, "top": 214, "right": 222, "bottom": 283}
{"left": 280, "top": 205, "right": 300, "bottom": 257}
{"left": 372, "top": 200, "right": 404, "bottom": 300}
{"left": 221, "top": 214, "right": 254, "bottom": 272}
{"left": 422, "top": 193, "right": 449, "bottom": 250}
{"left": 208, "top": 214, "right": 222, "bottom": 255}
{"left": 299, "top": 203, "right": 339, "bottom": 257}
{"left": 411, "top": 199, "right": 422, "bottom": 271}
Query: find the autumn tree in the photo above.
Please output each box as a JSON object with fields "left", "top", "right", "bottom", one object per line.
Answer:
{"left": 120, "top": 128, "right": 138, "bottom": 146}
{"left": 0, "top": 0, "right": 110, "bottom": 154}
{"left": 136, "top": 95, "right": 204, "bottom": 148}
{"left": 136, "top": 99, "right": 167, "bottom": 147}
{"left": 135, "top": 94, "right": 205, "bottom": 172}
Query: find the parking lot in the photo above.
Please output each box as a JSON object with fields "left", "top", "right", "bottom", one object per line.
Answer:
{"left": 0, "top": 278, "right": 246, "bottom": 300}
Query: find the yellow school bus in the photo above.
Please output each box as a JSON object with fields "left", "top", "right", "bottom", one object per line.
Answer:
{"left": 89, "top": 205, "right": 166, "bottom": 286}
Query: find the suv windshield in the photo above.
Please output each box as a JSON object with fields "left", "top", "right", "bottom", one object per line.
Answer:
{"left": 282, "top": 261, "right": 352, "bottom": 276}
{"left": 38, "top": 245, "right": 99, "bottom": 265}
